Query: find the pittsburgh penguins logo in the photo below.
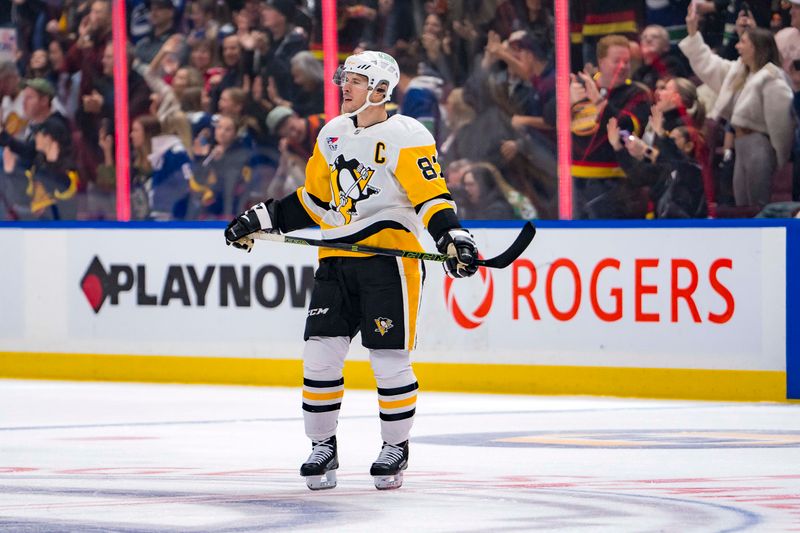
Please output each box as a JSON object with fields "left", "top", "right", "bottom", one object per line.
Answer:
{"left": 327, "top": 155, "right": 380, "bottom": 225}
{"left": 374, "top": 317, "right": 394, "bottom": 336}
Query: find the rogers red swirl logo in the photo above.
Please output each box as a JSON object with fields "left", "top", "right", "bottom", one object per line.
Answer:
{"left": 444, "top": 264, "right": 494, "bottom": 329}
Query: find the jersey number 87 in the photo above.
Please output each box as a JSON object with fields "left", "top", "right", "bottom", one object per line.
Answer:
{"left": 417, "top": 156, "right": 444, "bottom": 180}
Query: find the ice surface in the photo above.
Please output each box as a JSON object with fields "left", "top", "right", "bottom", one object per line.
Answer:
{"left": 1, "top": 380, "right": 799, "bottom": 532}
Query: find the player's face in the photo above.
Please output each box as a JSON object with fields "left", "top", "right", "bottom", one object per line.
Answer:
{"left": 340, "top": 72, "right": 369, "bottom": 113}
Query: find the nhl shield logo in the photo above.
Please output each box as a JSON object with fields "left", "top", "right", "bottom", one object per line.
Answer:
{"left": 374, "top": 317, "right": 394, "bottom": 336}
{"left": 326, "top": 136, "right": 339, "bottom": 151}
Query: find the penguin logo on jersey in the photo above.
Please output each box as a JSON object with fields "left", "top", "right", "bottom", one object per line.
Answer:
{"left": 374, "top": 317, "right": 394, "bottom": 336}
{"left": 328, "top": 154, "right": 380, "bottom": 225}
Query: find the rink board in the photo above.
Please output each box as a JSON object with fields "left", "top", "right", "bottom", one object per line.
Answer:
{"left": 0, "top": 220, "right": 797, "bottom": 400}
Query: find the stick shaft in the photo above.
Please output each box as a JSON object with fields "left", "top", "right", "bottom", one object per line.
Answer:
{"left": 252, "top": 222, "right": 536, "bottom": 269}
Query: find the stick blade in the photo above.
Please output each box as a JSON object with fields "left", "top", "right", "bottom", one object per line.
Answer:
{"left": 478, "top": 221, "right": 536, "bottom": 269}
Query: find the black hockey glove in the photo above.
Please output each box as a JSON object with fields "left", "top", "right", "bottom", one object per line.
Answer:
{"left": 436, "top": 228, "right": 479, "bottom": 278}
{"left": 224, "top": 200, "right": 278, "bottom": 253}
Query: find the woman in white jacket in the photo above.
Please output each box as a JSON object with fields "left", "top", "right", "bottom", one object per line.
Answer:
{"left": 679, "top": 7, "right": 794, "bottom": 208}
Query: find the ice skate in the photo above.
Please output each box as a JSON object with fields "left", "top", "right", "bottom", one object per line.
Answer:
{"left": 300, "top": 435, "right": 338, "bottom": 490}
{"left": 370, "top": 440, "right": 408, "bottom": 490}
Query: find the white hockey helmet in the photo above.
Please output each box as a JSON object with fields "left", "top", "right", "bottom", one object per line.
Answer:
{"left": 333, "top": 50, "right": 400, "bottom": 116}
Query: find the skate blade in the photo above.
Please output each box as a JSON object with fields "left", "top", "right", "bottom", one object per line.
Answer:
{"left": 305, "top": 470, "right": 337, "bottom": 490}
{"left": 374, "top": 472, "right": 403, "bottom": 490}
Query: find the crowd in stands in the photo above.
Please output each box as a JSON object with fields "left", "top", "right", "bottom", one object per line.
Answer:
{"left": 0, "top": 0, "right": 798, "bottom": 221}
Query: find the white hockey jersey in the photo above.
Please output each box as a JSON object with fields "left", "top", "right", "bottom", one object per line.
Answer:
{"left": 295, "top": 113, "right": 456, "bottom": 259}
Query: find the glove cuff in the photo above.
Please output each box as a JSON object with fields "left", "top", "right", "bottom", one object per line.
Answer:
{"left": 253, "top": 202, "right": 274, "bottom": 231}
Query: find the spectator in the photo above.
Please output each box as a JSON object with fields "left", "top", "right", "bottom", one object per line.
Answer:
{"left": 337, "top": 0, "right": 380, "bottom": 52}
{"left": 443, "top": 157, "right": 471, "bottom": 207}
{"left": 189, "top": 38, "right": 222, "bottom": 91}
{"left": 779, "top": 0, "right": 800, "bottom": 201}
{"left": 284, "top": 51, "right": 325, "bottom": 117}
{"left": 47, "top": 38, "right": 81, "bottom": 121}
{"left": 210, "top": 34, "right": 245, "bottom": 113}
{"left": 457, "top": 163, "right": 516, "bottom": 219}
{"left": 0, "top": 78, "right": 70, "bottom": 170}
{"left": 186, "top": 0, "right": 219, "bottom": 47}
{"left": 26, "top": 115, "right": 79, "bottom": 220}
{"left": 608, "top": 116, "right": 708, "bottom": 218}
{"left": 570, "top": 34, "right": 651, "bottom": 219}
{"left": 645, "top": 77, "right": 706, "bottom": 145}
{"left": 506, "top": 31, "right": 556, "bottom": 140}
{"left": 680, "top": 11, "right": 795, "bottom": 208}
{"left": 512, "top": 0, "right": 554, "bottom": 49}
{"left": 396, "top": 43, "right": 444, "bottom": 140}
{"left": 419, "top": 12, "right": 455, "bottom": 84}
{"left": 129, "top": 114, "right": 161, "bottom": 220}
{"left": 192, "top": 114, "right": 253, "bottom": 217}
{"left": 264, "top": 105, "right": 325, "bottom": 198}
{"left": 440, "top": 88, "right": 475, "bottom": 163}
{"left": 135, "top": 0, "right": 185, "bottom": 64}
{"left": 258, "top": 0, "right": 308, "bottom": 103}
{"left": 26, "top": 49, "right": 50, "bottom": 79}
{"left": 66, "top": 0, "right": 112, "bottom": 100}
{"left": 633, "top": 24, "right": 691, "bottom": 91}
{"left": 0, "top": 61, "right": 26, "bottom": 140}
{"left": 148, "top": 118, "right": 194, "bottom": 220}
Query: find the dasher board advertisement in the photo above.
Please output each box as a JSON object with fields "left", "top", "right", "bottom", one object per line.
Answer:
{"left": 0, "top": 224, "right": 788, "bottom": 374}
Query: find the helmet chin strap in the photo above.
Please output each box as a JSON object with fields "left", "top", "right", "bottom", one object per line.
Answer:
{"left": 341, "top": 87, "right": 389, "bottom": 119}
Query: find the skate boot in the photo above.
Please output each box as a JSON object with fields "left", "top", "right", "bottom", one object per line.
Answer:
{"left": 300, "top": 435, "right": 338, "bottom": 490}
{"left": 370, "top": 440, "right": 408, "bottom": 490}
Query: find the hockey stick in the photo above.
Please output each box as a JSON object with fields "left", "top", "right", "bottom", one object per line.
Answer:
{"left": 251, "top": 221, "right": 536, "bottom": 269}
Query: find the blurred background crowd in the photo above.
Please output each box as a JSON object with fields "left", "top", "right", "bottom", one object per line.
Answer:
{"left": 0, "top": 0, "right": 798, "bottom": 221}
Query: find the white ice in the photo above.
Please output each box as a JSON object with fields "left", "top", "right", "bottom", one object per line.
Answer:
{"left": 1, "top": 379, "right": 800, "bottom": 532}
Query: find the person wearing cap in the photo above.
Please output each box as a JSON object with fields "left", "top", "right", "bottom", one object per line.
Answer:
{"left": 23, "top": 115, "right": 79, "bottom": 220}
{"left": 0, "top": 78, "right": 70, "bottom": 172}
{"left": 224, "top": 50, "right": 479, "bottom": 491}
{"left": 263, "top": 105, "right": 325, "bottom": 199}
{"left": 266, "top": 104, "right": 324, "bottom": 160}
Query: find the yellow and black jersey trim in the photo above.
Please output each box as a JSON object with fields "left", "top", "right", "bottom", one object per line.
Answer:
{"left": 296, "top": 187, "right": 328, "bottom": 225}
{"left": 415, "top": 192, "right": 456, "bottom": 228}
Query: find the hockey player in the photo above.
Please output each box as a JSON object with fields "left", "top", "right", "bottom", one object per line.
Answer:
{"left": 224, "top": 50, "right": 479, "bottom": 490}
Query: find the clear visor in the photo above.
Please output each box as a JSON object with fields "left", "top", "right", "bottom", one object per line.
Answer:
{"left": 332, "top": 65, "right": 346, "bottom": 86}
